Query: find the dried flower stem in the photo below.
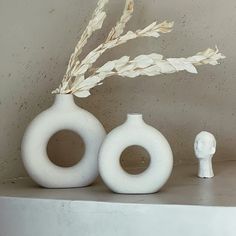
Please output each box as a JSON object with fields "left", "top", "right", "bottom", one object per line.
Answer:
{"left": 52, "top": 0, "right": 225, "bottom": 98}
{"left": 71, "top": 47, "right": 225, "bottom": 97}
{"left": 63, "top": 0, "right": 109, "bottom": 82}
{"left": 70, "top": 21, "right": 174, "bottom": 77}
{"left": 106, "top": 0, "right": 134, "bottom": 42}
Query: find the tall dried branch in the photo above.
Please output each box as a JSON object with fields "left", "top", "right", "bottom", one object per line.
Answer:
{"left": 53, "top": 20, "right": 173, "bottom": 94}
{"left": 52, "top": 0, "right": 225, "bottom": 97}
{"left": 106, "top": 0, "right": 134, "bottom": 42}
{"left": 71, "top": 47, "right": 225, "bottom": 97}
{"left": 70, "top": 21, "right": 174, "bottom": 78}
{"left": 64, "top": 0, "right": 109, "bottom": 82}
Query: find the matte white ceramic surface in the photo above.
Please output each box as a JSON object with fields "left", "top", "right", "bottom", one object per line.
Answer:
{"left": 99, "top": 113, "right": 173, "bottom": 194}
{"left": 194, "top": 131, "right": 216, "bottom": 178}
{"left": 21, "top": 94, "right": 106, "bottom": 188}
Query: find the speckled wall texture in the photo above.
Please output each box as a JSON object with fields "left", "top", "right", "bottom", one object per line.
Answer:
{"left": 0, "top": 0, "right": 234, "bottom": 180}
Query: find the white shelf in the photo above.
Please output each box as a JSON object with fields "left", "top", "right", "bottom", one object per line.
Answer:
{"left": 0, "top": 161, "right": 236, "bottom": 236}
{"left": 1, "top": 161, "right": 236, "bottom": 206}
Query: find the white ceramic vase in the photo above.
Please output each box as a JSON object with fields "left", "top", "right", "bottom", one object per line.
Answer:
{"left": 21, "top": 94, "right": 106, "bottom": 188}
{"left": 99, "top": 113, "right": 173, "bottom": 194}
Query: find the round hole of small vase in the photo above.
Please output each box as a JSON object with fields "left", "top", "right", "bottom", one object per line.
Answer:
{"left": 120, "top": 145, "right": 151, "bottom": 175}
{"left": 47, "top": 130, "right": 85, "bottom": 167}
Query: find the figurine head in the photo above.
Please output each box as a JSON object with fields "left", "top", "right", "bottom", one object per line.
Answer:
{"left": 194, "top": 131, "right": 216, "bottom": 159}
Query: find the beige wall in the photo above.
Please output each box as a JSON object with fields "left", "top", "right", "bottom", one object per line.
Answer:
{"left": 0, "top": 0, "right": 235, "bottom": 180}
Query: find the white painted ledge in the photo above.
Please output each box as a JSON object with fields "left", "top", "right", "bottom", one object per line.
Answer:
{"left": 1, "top": 161, "right": 236, "bottom": 236}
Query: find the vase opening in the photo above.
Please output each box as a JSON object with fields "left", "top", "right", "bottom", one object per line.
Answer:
{"left": 47, "top": 129, "right": 85, "bottom": 168}
{"left": 126, "top": 113, "right": 143, "bottom": 124}
{"left": 120, "top": 145, "right": 151, "bottom": 175}
{"left": 54, "top": 94, "right": 76, "bottom": 108}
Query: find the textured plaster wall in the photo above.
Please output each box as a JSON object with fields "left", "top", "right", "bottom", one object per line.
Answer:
{"left": 0, "top": 0, "right": 235, "bottom": 180}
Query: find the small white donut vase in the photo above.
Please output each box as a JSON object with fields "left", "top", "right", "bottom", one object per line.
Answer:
{"left": 99, "top": 113, "right": 173, "bottom": 194}
{"left": 21, "top": 94, "right": 106, "bottom": 188}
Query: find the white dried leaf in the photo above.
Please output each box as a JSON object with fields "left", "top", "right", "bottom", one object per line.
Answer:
{"left": 83, "top": 51, "right": 101, "bottom": 64}
{"left": 52, "top": 88, "right": 60, "bottom": 94}
{"left": 73, "top": 75, "right": 85, "bottom": 88}
{"left": 106, "top": 0, "right": 134, "bottom": 41}
{"left": 79, "top": 83, "right": 97, "bottom": 91}
{"left": 202, "top": 52, "right": 226, "bottom": 65}
{"left": 198, "top": 48, "right": 216, "bottom": 58}
{"left": 92, "top": 12, "right": 106, "bottom": 28}
{"left": 155, "top": 21, "right": 174, "bottom": 33}
{"left": 202, "top": 58, "right": 218, "bottom": 66}
{"left": 74, "top": 90, "right": 91, "bottom": 98}
{"left": 81, "top": 75, "right": 103, "bottom": 86}
{"left": 118, "top": 63, "right": 135, "bottom": 73}
{"left": 167, "top": 58, "right": 184, "bottom": 71}
{"left": 76, "top": 64, "right": 90, "bottom": 75}
{"left": 167, "top": 58, "right": 197, "bottom": 73}
{"left": 114, "top": 56, "right": 130, "bottom": 70}
{"left": 158, "top": 61, "right": 176, "bottom": 73}
{"left": 133, "top": 55, "right": 154, "bottom": 68}
{"left": 212, "top": 52, "right": 226, "bottom": 61}
{"left": 76, "top": 79, "right": 98, "bottom": 90}
{"left": 60, "top": 81, "right": 70, "bottom": 90}
{"left": 141, "top": 65, "right": 161, "bottom": 76}
{"left": 97, "top": 61, "right": 115, "bottom": 72}
{"left": 102, "top": 40, "right": 117, "bottom": 49}
{"left": 121, "top": 31, "right": 137, "bottom": 40}
{"left": 143, "top": 31, "right": 160, "bottom": 38}
{"left": 119, "top": 70, "right": 140, "bottom": 78}
{"left": 187, "top": 55, "right": 206, "bottom": 63}
{"left": 181, "top": 60, "right": 197, "bottom": 73}
{"left": 149, "top": 53, "right": 163, "bottom": 61}
{"left": 137, "top": 22, "right": 156, "bottom": 34}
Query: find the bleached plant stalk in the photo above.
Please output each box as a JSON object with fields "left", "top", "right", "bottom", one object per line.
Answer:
{"left": 106, "top": 0, "right": 134, "bottom": 42}
{"left": 53, "top": 0, "right": 225, "bottom": 97}
{"left": 63, "top": 0, "right": 109, "bottom": 84}
{"left": 70, "top": 21, "right": 174, "bottom": 78}
{"left": 71, "top": 47, "right": 225, "bottom": 97}
{"left": 56, "top": 0, "right": 136, "bottom": 94}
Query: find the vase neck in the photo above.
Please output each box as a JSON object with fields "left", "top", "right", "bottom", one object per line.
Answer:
{"left": 126, "top": 113, "right": 144, "bottom": 125}
{"left": 53, "top": 94, "right": 77, "bottom": 108}
{"left": 198, "top": 157, "right": 214, "bottom": 177}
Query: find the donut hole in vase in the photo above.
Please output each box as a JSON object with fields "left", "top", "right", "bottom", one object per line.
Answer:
{"left": 47, "top": 129, "right": 85, "bottom": 168}
{"left": 120, "top": 145, "right": 151, "bottom": 175}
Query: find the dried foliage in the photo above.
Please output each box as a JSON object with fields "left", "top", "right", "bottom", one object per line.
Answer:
{"left": 106, "top": 0, "right": 134, "bottom": 42}
{"left": 53, "top": 0, "right": 225, "bottom": 97}
{"left": 62, "top": 0, "right": 109, "bottom": 86}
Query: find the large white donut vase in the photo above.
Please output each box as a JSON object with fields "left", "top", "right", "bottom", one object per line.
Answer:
{"left": 21, "top": 94, "right": 106, "bottom": 188}
{"left": 99, "top": 113, "right": 173, "bottom": 194}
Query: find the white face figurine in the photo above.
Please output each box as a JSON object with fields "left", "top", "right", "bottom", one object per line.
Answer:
{"left": 194, "top": 131, "right": 216, "bottom": 178}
